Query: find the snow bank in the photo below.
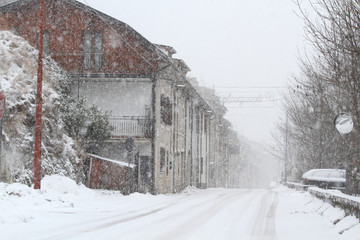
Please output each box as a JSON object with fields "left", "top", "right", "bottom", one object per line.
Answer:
{"left": 0, "top": 174, "right": 198, "bottom": 225}
{"left": 308, "top": 187, "right": 360, "bottom": 219}
{"left": 286, "top": 182, "right": 360, "bottom": 237}
{"left": 41, "top": 175, "right": 93, "bottom": 196}
{"left": 0, "top": 175, "right": 94, "bottom": 224}
{"left": 276, "top": 185, "right": 360, "bottom": 239}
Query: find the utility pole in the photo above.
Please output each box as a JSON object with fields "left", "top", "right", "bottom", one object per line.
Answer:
{"left": 34, "top": 0, "right": 45, "bottom": 189}
{"left": 284, "top": 114, "right": 288, "bottom": 185}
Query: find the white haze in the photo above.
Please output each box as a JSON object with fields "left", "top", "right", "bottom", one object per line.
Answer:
{"left": 77, "top": 0, "right": 308, "bottom": 144}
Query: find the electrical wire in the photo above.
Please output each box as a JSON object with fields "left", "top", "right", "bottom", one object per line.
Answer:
{"left": 67, "top": 1, "right": 288, "bottom": 110}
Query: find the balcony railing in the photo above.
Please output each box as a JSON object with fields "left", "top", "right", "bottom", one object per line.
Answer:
{"left": 109, "top": 116, "right": 151, "bottom": 138}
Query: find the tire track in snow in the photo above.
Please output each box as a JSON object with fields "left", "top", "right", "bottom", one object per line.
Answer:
{"left": 79, "top": 190, "right": 243, "bottom": 239}
{"left": 9, "top": 189, "right": 279, "bottom": 240}
{"left": 35, "top": 191, "right": 213, "bottom": 240}
{"left": 10, "top": 193, "right": 191, "bottom": 240}
{"left": 153, "top": 189, "right": 253, "bottom": 240}
{"left": 251, "top": 190, "right": 279, "bottom": 239}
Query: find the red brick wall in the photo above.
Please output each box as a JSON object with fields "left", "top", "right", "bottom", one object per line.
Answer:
{"left": 0, "top": 14, "right": 8, "bottom": 30}
{"left": 0, "top": 0, "right": 159, "bottom": 75}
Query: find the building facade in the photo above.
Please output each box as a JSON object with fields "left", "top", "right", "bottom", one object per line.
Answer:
{"left": 0, "top": 0, "right": 241, "bottom": 193}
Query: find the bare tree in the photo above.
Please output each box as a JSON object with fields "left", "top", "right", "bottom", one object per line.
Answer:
{"left": 275, "top": 0, "right": 360, "bottom": 194}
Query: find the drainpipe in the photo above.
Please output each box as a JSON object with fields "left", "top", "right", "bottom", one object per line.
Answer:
{"left": 184, "top": 98, "right": 188, "bottom": 188}
{"left": 190, "top": 102, "right": 193, "bottom": 186}
{"left": 207, "top": 117, "right": 210, "bottom": 187}
{"left": 172, "top": 83, "right": 176, "bottom": 193}
{"left": 150, "top": 76, "right": 157, "bottom": 194}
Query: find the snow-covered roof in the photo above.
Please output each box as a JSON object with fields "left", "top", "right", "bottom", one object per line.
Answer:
{"left": 302, "top": 169, "right": 345, "bottom": 183}
{"left": 173, "top": 58, "right": 191, "bottom": 74}
{"left": 87, "top": 153, "right": 137, "bottom": 168}
{"left": 154, "top": 44, "right": 177, "bottom": 57}
{"left": 0, "top": 0, "right": 170, "bottom": 67}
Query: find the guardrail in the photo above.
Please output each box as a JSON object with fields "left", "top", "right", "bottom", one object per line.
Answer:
{"left": 308, "top": 187, "right": 360, "bottom": 219}
{"left": 286, "top": 182, "right": 360, "bottom": 219}
{"left": 286, "top": 182, "right": 312, "bottom": 191}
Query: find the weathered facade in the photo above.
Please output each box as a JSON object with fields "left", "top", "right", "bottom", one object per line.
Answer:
{"left": 0, "top": 0, "right": 241, "bottom": 193}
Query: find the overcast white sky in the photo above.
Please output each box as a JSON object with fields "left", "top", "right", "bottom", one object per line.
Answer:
{"left": 78, "top": 0, "right": 309, "bottom": 143}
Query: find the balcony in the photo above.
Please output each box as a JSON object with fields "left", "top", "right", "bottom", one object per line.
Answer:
{"left": 109, "top": 116, "right": 151, "bottom": 139}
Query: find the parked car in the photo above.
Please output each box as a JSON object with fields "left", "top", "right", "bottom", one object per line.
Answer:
{"left": 301, "top": 169, "right": 346, "bottom": 191}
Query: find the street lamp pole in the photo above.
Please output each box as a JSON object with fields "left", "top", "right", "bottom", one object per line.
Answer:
{"left": 345, "top": 134, "right": 349, "bottom": 194}
{"left": 334, "top": 112, "right": 354, "bottom": 194}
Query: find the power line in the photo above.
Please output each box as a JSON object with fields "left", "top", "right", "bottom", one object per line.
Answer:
{"left": 74, "top": 2, "right": 288, "bottom": 111}
{"left": 226, "top": 107, "right": 275, "bottom": 109}
{"left": 205, "top": 86, "right": 287, "bottom": 89}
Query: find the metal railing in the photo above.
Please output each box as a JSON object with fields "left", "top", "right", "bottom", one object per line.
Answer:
{"left": 109, "top": 116, "right": 151, "bottom": 138}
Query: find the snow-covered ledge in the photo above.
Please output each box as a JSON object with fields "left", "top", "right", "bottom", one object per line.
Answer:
{"left": 87, "top": 153, "right": 137, "bottom": 168}
{"left": 286, "top": 181, "right": 312, "bottom": 191}
{"left": 308, "top": 187, "right": 360, "bottom": 219}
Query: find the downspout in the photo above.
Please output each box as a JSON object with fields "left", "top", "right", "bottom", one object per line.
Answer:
{"left": 172, "top": 83, "right": 176, "bottom": 193}
{"left": 207, "top": 116, "right": 210, "bottom": 188}
{"left": 77, "top": 76, "right": 80, "bottom": 99}
{"left": 190, "top": 102, "right": 193, "bottom": 186}
{"left": 198, "top": 111, "right": 201, "bottom": 187}
{"left": 150, "top": 75, "right": 157, "bottom": 194}
{"left": 184, "top": 98, "right": 188, "bottom": 188}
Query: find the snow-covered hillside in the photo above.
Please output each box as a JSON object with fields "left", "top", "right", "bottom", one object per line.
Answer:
{"left": 0, "top": 31, "right": 81, "bottom": 185}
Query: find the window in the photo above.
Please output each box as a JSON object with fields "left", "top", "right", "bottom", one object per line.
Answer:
{"left": 160, "top": 94, "right": 172, "bottom": 125}
{"left": 83, "top": 31, "right": 103, "bottom": 69}
{"left": 94, "top": 33, "right": 103, "bottom": 69}
{"left": 196, "top": 110, "right": 200, "bottom": 134}
{"left": 166, "top": 152, "right": 169, "bottom": 175}
{"left": 160, "top": 147, "right": 165, "bottom": 172}
{"left": 169, "top": 156, "right": 172, "bottom": 171}
{"left": 83, "top": 32, "right": 92, "bottom": 69}
{"left": 178, "top": 154, "right": 181, "bottom": 175}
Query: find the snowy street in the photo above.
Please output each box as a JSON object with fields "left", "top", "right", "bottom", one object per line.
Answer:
{"left": 2, "top": 1, "right": 360, "bottom": 240}
{"left": 1, "top": 176, "right": 359, "bottom": 240}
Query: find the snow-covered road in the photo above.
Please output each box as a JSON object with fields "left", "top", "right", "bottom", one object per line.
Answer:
{"left": 0, "top": 176, "right": 359, "bottom": 240}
